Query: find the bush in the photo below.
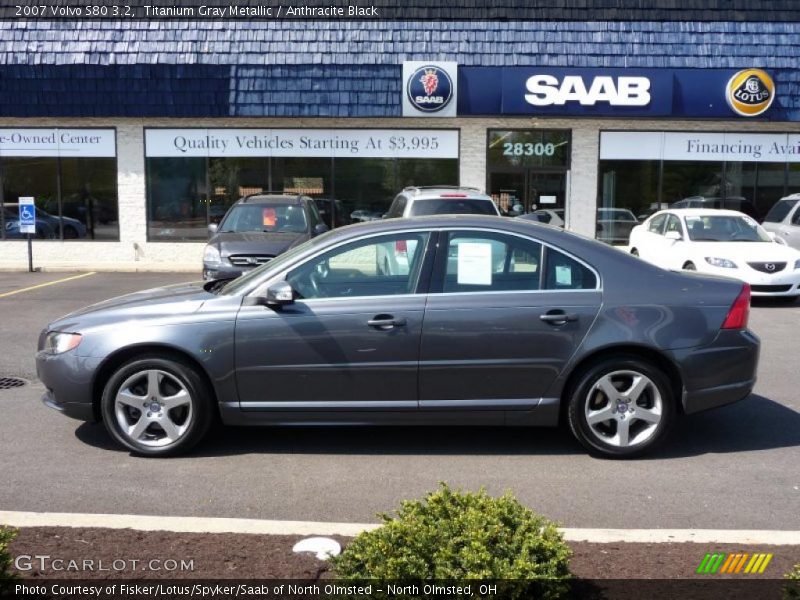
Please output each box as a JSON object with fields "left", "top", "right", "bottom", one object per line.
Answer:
{"left": 331, "top": 483, "right": 571, "bottom": 598}
{"left": 785, "top": 564, "right": 800, "bottom": 600}
{"left": 0, "top": 526, "right": 17, "bottom": 582}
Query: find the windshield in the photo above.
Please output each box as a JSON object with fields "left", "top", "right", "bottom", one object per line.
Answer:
{"left": 218, "top": 204, "right": 308, "bottom": 233}
{"left": 598, "top": 209, "right": 636, "bottom": 222}
{"left": 218, "top": 233, "right": 330, "bottom": 296}
{"left": 764, "top": 199, "right": 798, "bottom": 223}
{"left": 409, "top": 199, "right": 498, "bottom": 216}
{"left": 685, "top": 215, "right": 772, "bottom": 242}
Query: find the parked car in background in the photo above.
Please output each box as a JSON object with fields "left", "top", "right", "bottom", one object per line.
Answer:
{"left": 671, "top": 196, "right": 760, "bottom": 221}
{"left": 349, "top": 209, "right": 384, "bottom": 223}
{"left": 596, "top": 207, "right": 638, "bottom": 245}
{"left": 517, "top": 209, "right": 565, "bottom": 227}
{"left": 629, "top": 208, "right": 800, "bottom": 299}
{"left": 384, "top": 186, "right": 501, "bottom": 219}
{"left": 761, "top": 193, "right": 800, "bottom": 250}
{"left": 2, "top": 205, "right": 56, "bottom": 239}
{"left": 39, "top": 214, "right": 758, "bottom": 459}
{"left": 3, "top": 203, "right": 86, "bottom": 239}
{"left": 202, "top": 193, "right": 328, "bottom": 281}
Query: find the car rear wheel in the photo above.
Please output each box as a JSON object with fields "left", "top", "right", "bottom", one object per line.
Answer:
{"left": 566, "top": 356, "right": 675, "bottom": 458}
{"left": 630, "top": 248, "right": 639, "bottom": 257}
{"left": 683, "top": 262, "right": 697, "bottom": 271}
{"left": 100, "top": 355, "right": 213, "bottom": 456}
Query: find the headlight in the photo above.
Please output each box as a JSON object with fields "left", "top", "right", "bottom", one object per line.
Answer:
{"left": 705, "top": 257, "right": 738, "bottom": 269}
{"left": 44, "top": 331, "right": 82, "bottom": 355}
{"left": 203, "top": 245, "right": 221, "bottom": 265}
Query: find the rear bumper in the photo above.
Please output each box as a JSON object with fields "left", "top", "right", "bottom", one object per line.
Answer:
{"left": 675, "top": 329, "right": 760, "bottom": 414}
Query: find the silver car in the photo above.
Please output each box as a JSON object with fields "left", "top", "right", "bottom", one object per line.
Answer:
{"left": 37, "top": 215, "right": 759, "bottom": 459}
{"left": 762, "top": 194, "right": 800, "bottom": 250}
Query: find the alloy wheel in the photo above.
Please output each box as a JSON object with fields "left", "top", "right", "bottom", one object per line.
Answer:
{"left": 584, "top": 370, "right": 663, "bottom": 448}
{"left": 114, "top": 369, "right": 194, "bottom": 448}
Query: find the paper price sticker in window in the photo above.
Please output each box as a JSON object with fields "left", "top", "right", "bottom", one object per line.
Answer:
{"left": 262, "top": 208, "right": 277, "bottom": 228}
{"left": 457, "top": 242, "right": 493, "bottom": 286}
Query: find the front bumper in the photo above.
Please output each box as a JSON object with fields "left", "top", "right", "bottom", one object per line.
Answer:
{"left": 202, "top": 262, "right": 249, "bottom": 281}
{"left": 675, "top": 328, "right": 760, "bottom": 414}
{"left": 701, "top": 265, "right": 800, "bottom": 296}
{"left": 36, "top": 350, "right": 102, "bottom": 422}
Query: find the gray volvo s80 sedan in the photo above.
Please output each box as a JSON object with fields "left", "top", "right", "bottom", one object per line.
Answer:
{"left": 37, "top": 215, "right": 759, "bottom": 458}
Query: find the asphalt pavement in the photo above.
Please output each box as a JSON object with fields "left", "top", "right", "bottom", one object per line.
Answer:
{"left": 0, "top": 271, "right": 798, "bottom": 530}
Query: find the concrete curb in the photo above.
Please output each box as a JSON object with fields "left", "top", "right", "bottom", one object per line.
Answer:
{"left": 1, "top": 511, "right": 798, "bottom": 545}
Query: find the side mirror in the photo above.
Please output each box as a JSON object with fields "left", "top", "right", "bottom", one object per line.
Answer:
{"left": 266, "top": 281, "right": 295, "bottom": 307}
{"left": 665, "top": 230, "right": 682, "bottom": 241}
{"left": 313, "top": 223, "right": 329, "bottom": 236}
{"left": 769, "top": 232, "right": 787, "bottom": 245}
{"left": 208, "top": 223, "right": 219, "bottom": 235}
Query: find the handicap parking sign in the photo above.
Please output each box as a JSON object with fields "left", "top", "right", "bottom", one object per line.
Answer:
{"left": 19, "top": 196, "right": 36, "bottom": 234}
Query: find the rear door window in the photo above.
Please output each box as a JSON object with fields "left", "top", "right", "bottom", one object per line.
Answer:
{"left": 409, "top": 198, "right": 499, "bottom": 217}
{"left": 543, "top": 248, "right": 598, "bottom": 290}
{"left": 648, "top": 214, "right": 667, "bottom": 234}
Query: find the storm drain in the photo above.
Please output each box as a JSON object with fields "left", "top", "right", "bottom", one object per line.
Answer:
{"left": 0, "top": 377, "right": 28, "bottom": 390}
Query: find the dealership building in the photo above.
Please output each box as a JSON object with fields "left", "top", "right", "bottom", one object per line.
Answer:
{"left": 1, "top": 12, "right": 800, "bottom": 270}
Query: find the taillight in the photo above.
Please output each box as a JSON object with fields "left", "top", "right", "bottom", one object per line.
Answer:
{"left": 721, "top": 283, "right": 750, "bottom": 330}
{"left": 395, "top": 240, "right": 407, "bottom": 253}
{"left": 440, "top": 193, "right": 467, "bottom": 198}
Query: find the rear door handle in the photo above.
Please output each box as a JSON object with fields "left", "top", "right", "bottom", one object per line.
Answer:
{"left": 540, "top": 310, "right": 578, "bottom": 325}
{"left": 368, "top": 315, "right": 407, "bottom": 329}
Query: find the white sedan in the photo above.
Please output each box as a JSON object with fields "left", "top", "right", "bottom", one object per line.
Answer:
{"left": 629, "top": 208, "right": 800, "bottom": 299}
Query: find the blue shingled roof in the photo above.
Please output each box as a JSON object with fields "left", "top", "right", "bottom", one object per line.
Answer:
{"left": 0, "top": 21, "right": 798, "bottom": 118}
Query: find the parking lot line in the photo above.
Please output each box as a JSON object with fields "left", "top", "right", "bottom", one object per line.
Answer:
{"left": 0, "top": 511, "right": 798, "bottom": 544}
{"left": 0, "top": 272, "right": 96, "bottom": 299}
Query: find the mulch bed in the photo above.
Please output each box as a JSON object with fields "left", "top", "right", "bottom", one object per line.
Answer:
{"left": 6, "top": 527, "right": 798, "bottom": 580}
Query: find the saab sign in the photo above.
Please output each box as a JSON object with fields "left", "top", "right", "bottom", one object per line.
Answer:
{"left": 457, "top": 67, "right": 781, "bottom": 119}
{"left": 524, "top": 74, "right": 651, "bottom": 107}
{"left": 402, "top": 61, "right": 458, "bottom": 117}
{"left": 500, "top": 68, "right": 671, "bottom": 116}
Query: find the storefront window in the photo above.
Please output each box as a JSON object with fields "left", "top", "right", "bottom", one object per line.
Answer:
{"left": 0, "top": 129, "right": 118, "bottom": 241}
{"left": 145, "top": 129, "right": 459, "bottom": 240}
{"left": 146, "top": 157, "right": 207, "bottom": 241}
{"left": 598, "top": 131, "right": 800, "bottom": 245}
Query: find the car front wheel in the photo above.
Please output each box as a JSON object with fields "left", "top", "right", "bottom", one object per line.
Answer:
{"left": 100, "top": 355, "right": 213, "bottom": 456}
{"left": 566, "top": 356, "right": 675, "bottom": 458}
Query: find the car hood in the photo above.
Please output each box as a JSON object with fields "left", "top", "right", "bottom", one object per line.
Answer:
{"left": 210, "top": 231, "right": 306, "bottom": 257}
{"left": 48, "top": 281, "right": 213, "bottom": 331}
{"left": 687, "top": 241, "right": 800, "bottom": 263}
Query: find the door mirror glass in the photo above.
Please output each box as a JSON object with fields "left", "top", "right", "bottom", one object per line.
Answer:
{"left": 208, "top": 222, "right": 219, "bottom": 236}
{"left": 266, "top": 281, "right": 295, "bottom": 306}
{"left": 313, "top": 223, "right": 329, "bottom": 236}
{"left": 665, "top": 230, "right": 682, "bottom": 241}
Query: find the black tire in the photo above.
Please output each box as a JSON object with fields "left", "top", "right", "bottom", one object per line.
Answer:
{"left": 100, "top": 355, "right": 213, "bottom": 456}
{"left": 630, "top": 248, "right": 639, "bottom": 257}
{"left": 683, "top": 262, "right": 697, "bottom": 271}
{"left": 566, "top": 356, "right": 676, "bottom": 459}
{"left": 63, "top": 226, "right": 78, "bottom": 239}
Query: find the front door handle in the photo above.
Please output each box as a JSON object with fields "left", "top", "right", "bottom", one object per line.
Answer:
{"left": 368, "top": 314, "right": 407, "bottom": 330}
{"left": 540, "top": 310, "right": 578, "bottom": 325}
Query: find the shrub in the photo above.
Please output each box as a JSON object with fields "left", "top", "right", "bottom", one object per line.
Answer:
{"left": 0, "top": 526, "right": 17, "bottom": 582}
{"left": 331, "top": 483, "right": 572, "bottom": 599}
{"left": 786, "top": 564, "right": 800, "bottom": 600}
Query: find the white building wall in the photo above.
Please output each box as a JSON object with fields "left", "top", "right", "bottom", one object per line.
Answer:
{"left": 0, "top": 116, "right": 798, "bottom": 272}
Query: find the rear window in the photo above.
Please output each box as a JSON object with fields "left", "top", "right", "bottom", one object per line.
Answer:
{"left": 764, "top": 199, "right": 799, "bottom": 223}
{"left": 409, "top": 198, "right": 499, "bottom": 217}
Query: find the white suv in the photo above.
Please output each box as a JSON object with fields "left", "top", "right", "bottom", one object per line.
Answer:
{"left": 379, "top": 186, "right": 502, "bottom": 275}
{"left": 762, "top": 193, "right": 800, "bottom": 250}
{"left": 384, "top": 186, "right": 501, "bottom": 219}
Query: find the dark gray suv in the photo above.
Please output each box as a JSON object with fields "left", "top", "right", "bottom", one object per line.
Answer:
{"left": 38, "top": 215, "right": 758, "bottom": 459}
{"left": 203, "top": 194, "right": 327, "bottom": 280}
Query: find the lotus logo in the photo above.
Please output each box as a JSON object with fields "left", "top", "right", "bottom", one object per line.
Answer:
{"left": 726, "top": 69, "right": 775, "bottom": 117}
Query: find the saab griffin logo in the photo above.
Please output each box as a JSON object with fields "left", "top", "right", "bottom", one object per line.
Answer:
{"left": 696, "top": 552, "right": 773, "bottom": 575}
{"left": 726, "top": 69, "right": 775, "bottom": 117}
{"left": 407, "top": 65, "right": 453, "bottom": 113}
